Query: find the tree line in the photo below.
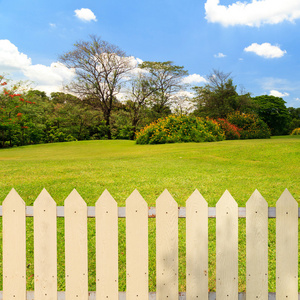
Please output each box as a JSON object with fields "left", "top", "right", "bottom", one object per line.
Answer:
{"left": 0, "top": 36, "right": 299, "bottom": 148}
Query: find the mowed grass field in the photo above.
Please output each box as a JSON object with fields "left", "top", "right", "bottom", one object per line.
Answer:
{"left": 0, "top": 136, "right": 299, "bottom": 292}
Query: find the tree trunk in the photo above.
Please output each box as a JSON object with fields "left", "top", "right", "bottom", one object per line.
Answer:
{"left": 104, "top": 114, "right": 112, "bottom": 140}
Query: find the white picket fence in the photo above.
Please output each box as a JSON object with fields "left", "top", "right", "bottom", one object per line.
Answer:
{"left": 0, "top": 188, "right": 299, "bottom": 299}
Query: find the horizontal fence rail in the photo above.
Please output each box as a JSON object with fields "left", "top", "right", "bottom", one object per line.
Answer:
{"left": 0, "top": 188, "right": 299, "bottom": 300}
{"left": 1, "top": 206, "right": 300, "bottom": 218}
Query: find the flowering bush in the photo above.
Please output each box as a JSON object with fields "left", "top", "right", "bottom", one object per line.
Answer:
{"left": 135, "top": 115, "right": 224, "bottom": 144}
{"left": 216, "top": 118, "right": 241, "bottom": 140}
{"left": 291, "top": 128, "right": 300, "bottom": 135}
{"left": 227, "top": 111, "right": 271, "bottom": 139}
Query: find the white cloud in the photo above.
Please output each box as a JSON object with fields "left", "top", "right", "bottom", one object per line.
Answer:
{"left": 214, "top": 52, "right": 226, "bottom": 58}
{"left": 0, "top": 39, "right": 75, "bottom": 94}
{"left": 75, "top": 8, "right": 97, "bottom": 22}
{"left": 295, "top": 98, "right": 300, "bottom": 101}
{"left": 0, "top": 40, "right": 31, "bottom": 71}
{"left": 244, "top": 43, "right": 286, "bottom": 58}
{"left": 24, "top": 62, "right": 75, "bottom": 85}
{"left": 205, "top": 0, "right": 300, "bottom": 27}
{"left": 182, "top": 74, "right": 207, "bottom": 84}
{"left": 269, "top": 90, "right": 290, "bottom": 97}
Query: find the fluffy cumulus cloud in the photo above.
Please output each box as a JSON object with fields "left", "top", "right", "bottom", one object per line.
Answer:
{"left": 244, "top": 43, "right": 286, "bottom": 58}
{"left": 0, "top": 40, "right": 31, "bottom": 71}
{"left": 205, "top": 0, "right": 300, "bottom": 27}
{"left": 0, "top": 40, "right": 75, "bottom": 94}
{"left": 74, "top": 8, "right": 97, "bottom": 22}
{"left": 182, "top": 74, "right": 207, "bottom": 84}
{"left": 269, "top": 90, "right": 290, "bottom": 97}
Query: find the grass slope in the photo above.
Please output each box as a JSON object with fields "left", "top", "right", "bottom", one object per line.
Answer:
{"left": 0, "top": 136, "right": 299, "bottom": 292}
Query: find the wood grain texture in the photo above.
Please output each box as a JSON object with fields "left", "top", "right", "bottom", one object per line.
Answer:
{"left": 186, "top": 189, "right": 208, "bottom": 300}
{"left": 276, "top": 189, "right": 298, "bottom": 299}
{"left": 96, "top": 189, "right": 118, "bottom": 300}
{"left": 34, "top": 189, "right": 57, "bottom": 300}
{"left": 2, "top": 189, "right": 26, "bottom": 300}
{"left": 216, "top": 190, "right": 238, "bottom": 300}
{"left": 156, "top": 190, "right": 178, "bottom": 300}
{"left": 126, "top": 190, "right": 148, "bottom": 299}
{"left": 246, "top": 190, "right": 268, "bottom": 300}
{"left": 65, "top": 189, "right": 88, "bottom": 300}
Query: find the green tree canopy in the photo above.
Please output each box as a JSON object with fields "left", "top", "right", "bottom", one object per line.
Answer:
{"left": 192, "top": 70, "right": 253, "bottom": 119}
{"left": 252, "top": 95, "right": 291, "bottom": 135}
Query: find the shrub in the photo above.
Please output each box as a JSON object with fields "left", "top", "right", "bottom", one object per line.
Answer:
{"left": 227, "top": 111, "right": 271, "bottom": 139}
{"left": 291, "top": 128, "right": 300, "bottom": 135}
{"left": 135, "top": 115, "right": 224, "bottom": 144}
{"left": 217, "top": 118, "right": 241, "bottom": 140}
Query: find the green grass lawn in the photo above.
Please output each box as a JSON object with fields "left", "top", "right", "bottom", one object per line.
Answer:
{"left": 0, "top": 136, "right": 299, "bottom": 292}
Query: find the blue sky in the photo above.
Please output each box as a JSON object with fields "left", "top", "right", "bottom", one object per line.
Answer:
{"left": 1, "top": 0, "right": 300, "bottom": 108}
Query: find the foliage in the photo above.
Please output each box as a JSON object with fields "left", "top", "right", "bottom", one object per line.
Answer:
{"left": 59, "top": 35, "right": 134, "bottom": 139}
{"left": 139, "top": 61, "right": 188, "bottom": 115}
{"left": 216, "top": 118, "right": 241, "bottom": 140}
{"left": 227, "top": 111, "right": 271, "bottom": 139}
{"left": 291, "top": 128, "right": 300, "bottom": 135}
{"left": 252, "top": 95, "right": 291, "bottom": 135}
{"left": 135, "top": 115, "right": 224, "bottom": 144}
{"left": 192, "top": 70, "right": 253, "bottom": 119}
{"left": 287, "top": 107, "right": 300, "bottom": 133}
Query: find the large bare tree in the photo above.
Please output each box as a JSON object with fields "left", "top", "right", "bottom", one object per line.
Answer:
{"left": 59, "top": 35, "right": 134, "bottom": 139}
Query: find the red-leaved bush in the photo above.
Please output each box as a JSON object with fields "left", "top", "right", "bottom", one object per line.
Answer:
{"left": 217, "top": 118, "right": 241, "bottom": 140}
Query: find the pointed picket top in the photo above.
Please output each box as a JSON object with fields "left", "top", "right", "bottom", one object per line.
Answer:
{"left": 186, "top": 189, "right": 207, "bottom": 207}
{"left": 246, "top": 189, "right": 268, "bottom": 211}
{"left": 216, "top": 190, "right": 237, "bottom": 210}
{"left": 96, "top": 189, "right": 117, "bottom": 210}
{"left": 277, "top": 189, "right": 297, "bottom": 210}
{"left": 3, "top": 188, "right": 25, "bottom": 208}
{"left": 64, "top": 188, "right": 87, "bottom": 209}
{"left": 156, "top": 189, "right": 177, "bottom": 210}
{"left": 34, "top": 188, "right": 56, "bottom": 210}
{"left": 126, "top": 189, "right": 147, "bottom": 209}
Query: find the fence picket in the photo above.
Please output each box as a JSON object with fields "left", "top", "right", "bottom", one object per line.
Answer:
{"left": 126, "top": 190, "right": 148, "bottom": 299}
{"left": 186, "top": 189, "right": 208, "bottom": 300}
{"left": 246, "top": 190, "right": 268, "bottom": 300}
{"left": 2, "top": 189, "right": 26, "bottom": 300}
{"left": 156, "top": 190, "right": 178, "bottom": 300}
{"left": 276, "top": 189, "right": 298, "bottom": 299}
{"left": 65, "top": 189, "right": 88, "bottom": 300}
{"left": 96, "top": 189, "right": 118, "bottom": 300}
{"left": 34, "top": 189, "right": 57, "bottom": 300}
{"left": 216, "top": 190, "right": 238, "bottom": 300}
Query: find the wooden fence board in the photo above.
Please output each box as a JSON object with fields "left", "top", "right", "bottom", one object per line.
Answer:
{"left": 186, "top": 189, "right": 208, "bottom": 300}
{"left": 126, "top": 190, "right": 148, "bottom": 299}
{"left": 65, "top": 189, "right": 88, "bottom": 300}
{"left": 2, "top": 189, "right": 26, "bottom": 300}
{"left": 156, "top": 190, "right": 178, "bottom": 300}
{"left": 276, "top": 189, "right": 298, "bottom": 299}
{"left": 246, "top": 190, "right": 268, "bottom": 300}
{"left": 95, "top": 189, "right": 118, "bottom": 300}
{"left": 34, "top": 189, "right": 57, "bottom": 300}
{"left": 216, "top": 190, "right": 238, "bottom": 300}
